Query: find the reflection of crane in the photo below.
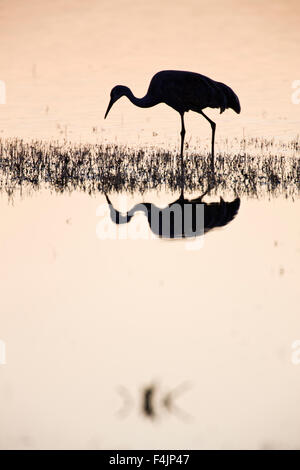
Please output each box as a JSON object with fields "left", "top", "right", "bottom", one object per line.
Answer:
{"left": 117, "top": 382, "right": 191, "bottom": 421}
{"left": 105, "top": 193, "right": 240, "bottom": 239}
{"left": 104, "top": 70, "right": 241, "bottom": 172}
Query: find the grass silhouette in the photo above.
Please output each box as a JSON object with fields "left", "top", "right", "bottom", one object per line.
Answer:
{"left": 0, "top": 137, "right": 299, "bottom": 200}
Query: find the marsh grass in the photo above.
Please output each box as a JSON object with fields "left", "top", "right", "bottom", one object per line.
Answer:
{"left": 0, "top": 137, "right": 299, "bottom": 200}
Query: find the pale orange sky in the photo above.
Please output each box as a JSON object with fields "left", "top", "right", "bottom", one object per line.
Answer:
{"left": 0, "top": 0, "right": 299, "bottom": 142}
{"left": 0, "top": 0, "right": 300, "bottom": 450}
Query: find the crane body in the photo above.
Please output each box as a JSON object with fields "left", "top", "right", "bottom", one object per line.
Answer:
{"left": 104, "top": 70, "right": 241, "bottom": 172}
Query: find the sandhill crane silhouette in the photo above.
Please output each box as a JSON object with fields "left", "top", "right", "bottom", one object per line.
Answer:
{"left": 105, "top": 192, "right": 240, "bottom": 240}
{"left": 104, "top": 70, "right": 241, "bottom": 172}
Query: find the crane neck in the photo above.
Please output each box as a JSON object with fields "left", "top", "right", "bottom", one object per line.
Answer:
{"left": 124, "top": 87, "right": 159, "bottom": 108}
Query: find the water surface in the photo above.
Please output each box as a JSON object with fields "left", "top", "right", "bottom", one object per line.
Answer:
{"left": 0, "top": 0, "right": 300, "bottom": 450}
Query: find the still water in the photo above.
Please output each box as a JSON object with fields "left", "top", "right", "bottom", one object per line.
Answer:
{"left": 0, "top": 0, "right": 300, "bottom": 450}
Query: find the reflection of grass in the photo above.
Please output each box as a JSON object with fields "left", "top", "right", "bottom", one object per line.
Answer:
{"left": 0, "top": 137, "right": 299, "bottom": 199}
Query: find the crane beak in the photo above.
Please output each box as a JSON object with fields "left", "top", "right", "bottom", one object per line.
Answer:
{"left": 104, "top": 98, "right": 114, "bottom": 119}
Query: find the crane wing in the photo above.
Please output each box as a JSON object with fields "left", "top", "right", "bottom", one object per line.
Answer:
{"left": 150, "top": 71, "right": 226, "bottom": 113}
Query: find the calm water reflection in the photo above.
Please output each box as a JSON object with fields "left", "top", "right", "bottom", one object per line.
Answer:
{"left": 105, "top": 193, "right": 240, "bottom": 239}
{"left": 1, "top": 0, "right": 300, "bottom": 451}
{"left": 0, "top": 145, "right": 299, "bottom": 449}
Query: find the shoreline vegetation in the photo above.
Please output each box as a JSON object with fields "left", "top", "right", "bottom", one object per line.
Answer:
{"left": 0, "top": 137, "right": 299, "bottom": 200}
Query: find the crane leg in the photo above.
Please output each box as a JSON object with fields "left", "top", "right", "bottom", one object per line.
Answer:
{"left": 200, "top": 111, "right": 216, "bottom": 175}
{"left": 180, "top": 113, "right": 186, "bottom": 197}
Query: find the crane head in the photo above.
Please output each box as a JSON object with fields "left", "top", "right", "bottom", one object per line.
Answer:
{"left": 104, "top": 85, "right": 128, "bottom": 119}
